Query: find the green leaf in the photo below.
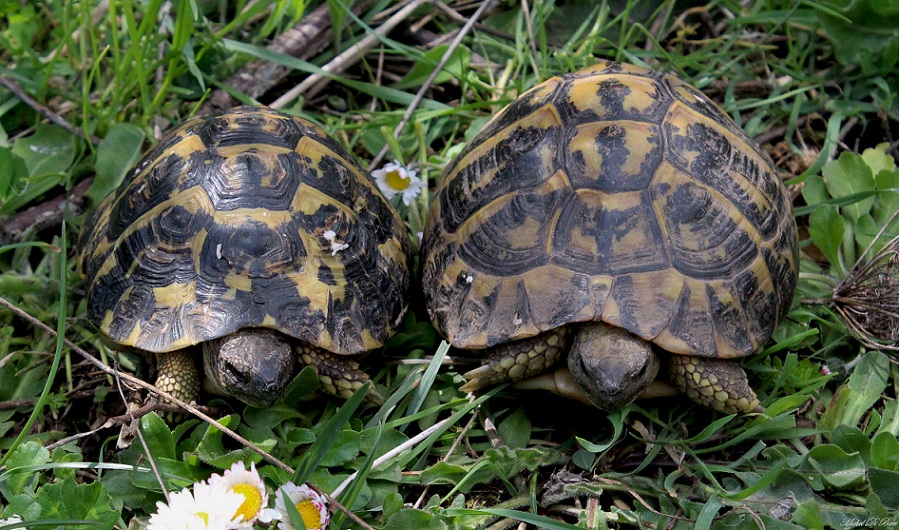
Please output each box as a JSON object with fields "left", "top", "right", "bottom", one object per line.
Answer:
{"left": 4, "top": 493, "right": 42, "bottom": 520}
{"left": 818, "top": 0, "right": 899, "bottom": 71}
{"left": 874, "top": 168, "right": 899, "bottom": 227}
{"left": 318, "top": 429, "right": 361, "bottom": 466}
{"left": 695, "top": 494, "right": 722, "bottom": 530}
{"left": 285, "top": 365, "right": 326, "bottom": 402}
{"left": 0, "top": 146, "right": 28, "bottom": 202}
{"left": 830, "top": 425, "right": 872, "bottom": 459}
{"left": 575, "top": 408, "right": 626, "bottom": 453}
{"left": 286, "top": 427, "right": 316, "bottom": 446}
{"left": 0, "top": 349, "right": 45, "bottom": 401}
{"left": 876, "top": 398, "right": 899, "bottom": 437}
{"left": 383, "top": 508, "right": 448, "bottom": 530}
{"left": 822, "top": 351, "right": 890, "bottom": 430}
{"left": 497, "top": 408, "right": 532, "bottom": 449}
{"left": 140, "top": 412, "right": 176, "bottom": 460}
{"left": 196, "top": 415, "right": 274, "bottom": 469}
{"left": 845, "top": 351, "right": 890, "bottom": 421}
{"left": 360, "top": 426, "right": 409, "bottom": 460}
{"left": 861, "top": 143, "right": 897, "bottom": 175}
{"left": 293, "top": 382, "right": 369, "bottom": 483}
{"left": 10, "top": 124, "right": 77, "bottom": 177}
{"left": 35, "top": 480, "right": 119, "bottom": 529}
{"left": 855, "top": 213, "right": 887, "bottom": 256}
{"left": 871, "top": 431, "right": 899, "bottom": 470}
{"left": 807, "top": 204, "right": 846, "bottom": 274}
{"left": 869, "top": 468, "right": 899, "bottom": 510}
{"left": 1, "top": 441, "right": 50, "bottom": 496}
{"left": 395, "top": 45, "right": 471, "bottom": 89}
{"left": 0, "top": 174, "right": 60, "bottom": 217}
{"left": 99, "top": 469, "right": 160, "bottom": 514}
{"left": 1, "top": 125, "right": 78, "bottom": 215}
{"left": 382, "top": 492, "right": 404, "bottom": 518}
{"left": 822, "top": 150, "right": 876, "bottom": 221}
{"left": 801, "top": 174, "right": 830, "bottom": 206}
{"left": 789, "top": 498, "right": 824, "bottom": 529}
{"left": 804, "top": 445, "right": 866, "bottom": 490}
{"left": 420, "top": 461, "right": 470, "bottom": 486}
{"left": 89, "top": 123, "right": 145, "bottom": 205}
{"left": 331, "top": 423, "right": 385, "bottom": 527}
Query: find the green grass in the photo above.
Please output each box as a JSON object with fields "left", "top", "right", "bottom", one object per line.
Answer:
{"left": 1, "top": 0, "right": 898, "bottom": 528}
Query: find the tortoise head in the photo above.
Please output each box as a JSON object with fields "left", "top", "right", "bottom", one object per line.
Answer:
{"left": 202, "top": 328, "right": 295, "bottom": 407}
{"left": 566, "top": 322, "right": 660, "bottom": 410}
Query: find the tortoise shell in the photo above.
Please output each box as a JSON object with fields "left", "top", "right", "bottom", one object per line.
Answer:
{"left": 81, "top": 106, "right": 412, "bottom": 356}
{"left": 422, "top": 61, "right": 798, "bottom": 360}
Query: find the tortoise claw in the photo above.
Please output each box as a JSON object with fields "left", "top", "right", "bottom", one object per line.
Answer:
{"left": 668, "top": 355, "right": 763, "bottom": 414}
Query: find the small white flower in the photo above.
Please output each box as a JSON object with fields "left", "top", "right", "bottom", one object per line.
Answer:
{"left": 273, "top": 482, "right": 330, "bottom": 530}
{"left": 148, "top": 482, "right": 244, "bottom": 530}
{"left": 821, "top": 364, "right": 832, "bottom": 376}
{"left": 372, "top": 160, "right": 423, "bottom": 206}
{"left": 322, "top": 229, "right": 349, "bottom": 256}
{"left": 206, "top": 461, "right": 279, "bottom": 528}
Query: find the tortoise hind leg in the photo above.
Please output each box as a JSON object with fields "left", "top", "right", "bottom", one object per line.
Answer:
{"left": 297, "top": 344, "right": 384, "bottom": 404}
{"left": 460, "top": 328, "right": 570, "bottom": 392}
{"left": 154, "top": 350, "right": 202, "bottom": 404}
{"left": 668, "top": 355, "right": 763, "bottom": 414}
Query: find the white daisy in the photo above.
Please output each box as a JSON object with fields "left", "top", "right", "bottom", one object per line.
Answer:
{"left": 372, "top": 160, "right": 423, "bottom": 205}
{"left": 148, "top": 482, "right": 244, "bottom": 530}
{"left": 273, "top": 482, "right": 330, "bottom": 530}
{"left": 206, "top": 461, "right": 279, "bottom": 528}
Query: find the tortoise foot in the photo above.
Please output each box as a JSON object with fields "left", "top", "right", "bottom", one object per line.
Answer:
{"left": 154, "top": 349, "right": 201, "bottom": 405}
{"left": 668, "top": 355, "right": 763, "bottom": 414}
{"left": 298, "top": 344, "right": 384, "bottom": 404}
{"left": 460, "top": 328, "right": 570, "bottom": 393}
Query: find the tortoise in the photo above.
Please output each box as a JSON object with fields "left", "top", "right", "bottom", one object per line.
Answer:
{"left": 80, "top": 106, "right": 412, "bottom": 408}
{"left": 421, "top": 61, "right": 798, "bottom": 414}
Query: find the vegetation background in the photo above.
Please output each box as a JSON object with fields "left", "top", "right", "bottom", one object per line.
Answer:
{"left": 0, "top": 0, "right": 898, "bottom": 528}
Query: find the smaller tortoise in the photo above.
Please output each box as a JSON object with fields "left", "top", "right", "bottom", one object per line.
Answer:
{"left": 421, "top": 61, "right": 798, "bottom": 414}
{"left": 80, "top": 106, "right": 412, "bottom": 408}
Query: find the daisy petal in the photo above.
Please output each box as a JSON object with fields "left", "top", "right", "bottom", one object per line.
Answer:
{"left": 207, "top": 461, "right": 269, "bottom": 528}
{"left": 273, "top": 482, "right": 330, "bottom": 530}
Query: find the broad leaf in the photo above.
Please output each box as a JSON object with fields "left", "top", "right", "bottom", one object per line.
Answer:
{"left": 89, "top": 122, "right": 145, "bottom": 205}
{"left": 807, "top": 204, "right": 845, "bottom": 274}
{"left": 822, "top": 150, "right": 875, "bottom": 222}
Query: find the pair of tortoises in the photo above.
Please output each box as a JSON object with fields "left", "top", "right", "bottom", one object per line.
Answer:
{"left": 80, "top": 61, "right": 798, "bottom": 414}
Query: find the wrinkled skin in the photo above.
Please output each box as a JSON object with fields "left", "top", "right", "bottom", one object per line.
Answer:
{"left": 202, "top": 328, "right": 295, "bottom": 408}
{"left": 566, "top": 322, "right": 660, "bottom": 410}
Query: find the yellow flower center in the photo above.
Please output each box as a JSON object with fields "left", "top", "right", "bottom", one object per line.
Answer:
{"left": 385, "top": 169, "right": 409, "bottom": 191}
{"left": 296, "top": 499, "right": 323, "bottom": 529}
{"left": 197, "top": 512, "right": 209, "bottom": 525}
{"left": 231, "top": 483, "right": 263, "bottom": 522}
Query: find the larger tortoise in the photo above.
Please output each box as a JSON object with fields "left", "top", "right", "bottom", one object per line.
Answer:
{"left": 422, "top": 61, "right": 798, "bottom": 414}
{"left": 80, "top": 106, "right": 412, "bottom": 408}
